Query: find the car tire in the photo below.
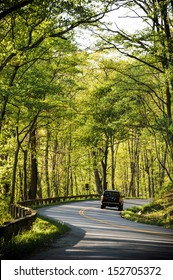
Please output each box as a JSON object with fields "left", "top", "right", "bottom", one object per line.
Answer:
{"left": 118, "top": 205, "right": 123, "bottom": 211}
{"left": 101, "top": 205, "right": 105, "bottom": 209}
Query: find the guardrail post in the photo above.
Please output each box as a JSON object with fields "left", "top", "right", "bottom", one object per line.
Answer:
{"left": 9, "top": 204, "right": 14, "bottom": 217}
{"left": 14, "top": 205, "right": 17, "bottom": 219}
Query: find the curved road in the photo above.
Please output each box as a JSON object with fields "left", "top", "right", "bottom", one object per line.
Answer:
{"left": 28, "top": 199, "right": 173, "bottom": 260}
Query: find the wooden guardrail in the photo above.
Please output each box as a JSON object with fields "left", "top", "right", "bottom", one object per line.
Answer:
{"left": 19, "top": 194, "right": 100, "bottom": 207}
{"left": 0, "top": 204, "right": 37, "bottom": 242}
{"left": 0, "top": 194, "right": 100, "bottom": 243}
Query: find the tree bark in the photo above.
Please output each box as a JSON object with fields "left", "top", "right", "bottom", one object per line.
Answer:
{"left": 52, "top": 137, "right": 58, "bottom": 196}
{"left": 91, "top": 151, "right": 102, "bottom": 194}
{"left": 111, "top": 140, "right": 119, "bottom": 190}
{"left": 110, "top": 137, "right": 115, "bottom": 189}
{"left": 10, "top": 143, "right": 20, "bottom": 204}
{"left": 128, "top": 134, "right": 140, "bottom": 197}
{"left": 0, "top": 66, "right": 19, "bottom": 132}
{"left": 29, "top": 128, "right": 38, "bottom": 199}
{"left": 45, "top": 128, "right": 51, "bottom": 197}
{"left": 23, "top": 149, "right": 28, "bottom": 200}
{"left": 101, "top": 139, "right": 109, "bottom": 191}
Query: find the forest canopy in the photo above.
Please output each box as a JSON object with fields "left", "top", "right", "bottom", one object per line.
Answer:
{"left": 0, "top": 0, "right": 173, "bottom": 204}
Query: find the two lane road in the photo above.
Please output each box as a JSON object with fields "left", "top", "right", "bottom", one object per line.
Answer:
{"left": 28, "top": 199, "right": 173, "bottom": 259}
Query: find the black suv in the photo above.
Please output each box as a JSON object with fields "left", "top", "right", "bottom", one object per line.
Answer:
{"left": 101, "top": 190, "right": 124, "bottom": 211}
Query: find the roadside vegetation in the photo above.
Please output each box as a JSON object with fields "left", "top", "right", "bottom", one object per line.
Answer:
{"left": 0, "top": 215, "right": 69, "bottom": 259}
{"left": 0, "top": 195, "right": 13, "bottom": 225}
{"left": 121, "top": 193, "right": 173, "bottom": 229}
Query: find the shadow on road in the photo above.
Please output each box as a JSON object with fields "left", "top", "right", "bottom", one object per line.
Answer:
{"left": 26, "top": 223, "right": 86, "bottom": 260}
{"left": 26, "top": 224, "right": 173, "bottom": 260}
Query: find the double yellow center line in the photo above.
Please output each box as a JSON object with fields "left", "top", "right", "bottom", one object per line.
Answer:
{"left": 79, "top": 207, "right": 173, "bottom": 238}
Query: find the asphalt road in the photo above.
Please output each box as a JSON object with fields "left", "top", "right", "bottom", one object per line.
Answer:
{"left": 28, "top": 199, "right": 173, "bottom": 260}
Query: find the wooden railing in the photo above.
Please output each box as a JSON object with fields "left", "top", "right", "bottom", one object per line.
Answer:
{"left": 19, "top": 194, "right": 100, "bottom": 207}
{"left": 0, "top": 194, "right": 100, "bottom": 242}
{"left": 0, "top": 204, "right": 37, "bottom": 242}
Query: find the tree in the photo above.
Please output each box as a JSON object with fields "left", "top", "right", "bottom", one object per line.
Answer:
{"left": 93, "top": 1, "right": 172, "bottom": 152}
{"left": 1, "top": 0, "right": 173, "bottom": 205}
{"left": 0, "top": 0, "right": 117, "bottom": 131}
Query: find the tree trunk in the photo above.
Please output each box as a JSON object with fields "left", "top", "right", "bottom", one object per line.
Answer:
{"left": 101, "top": 140, "right": 109, "bottom": 191}
{"left": 52, "top": 137, "right": 58, "bottom": 196}
{"left": 128, "top": 134, "right": 140, "bottom": 197}
{"left": 0, "top": 95, "right": 9, "bottom": 132}
{"left": 29, "top": 128, "right": 38, "bottom": 199}
{"left": 91, "top": 151, "right": 102, "bottom": 194}
{"left": 45, "top": 128, "right": 50, "bottom": 197}
{"left": 110, "top": 137, "right": 115, "bottom": 189}
{"left": 10, "top": 143, "right": 20, "bottom": 204}
{"left": 0, "top": 66, "right": 19, "bottom": 132}
{"left": 23, "top": 149, "right": 28, "bottom": 200}
{"left": 144, "top": 150, "right": 152, "bottom": 198}
{"left": 159, "top": 146, "right": 167, "bottom": 189}
{"left": 128, "top": 161, "right": 136, "bottom": 197}
{"left": 111, "top": 141, "right": 119, "bottom": 190}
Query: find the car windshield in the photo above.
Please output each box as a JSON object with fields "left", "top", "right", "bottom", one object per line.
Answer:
{"left": 104, "top": 191, "right": 120, "bottom": 198}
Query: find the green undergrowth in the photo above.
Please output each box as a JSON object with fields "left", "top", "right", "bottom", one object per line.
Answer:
{"left": 0, "top": 195, "right": 13, "bottom": 225}
{"left": 0, "top": 215, "right": 69, "bottom": 259}
{"left": 121, "top": 192, "right": 173, "bottom": 228}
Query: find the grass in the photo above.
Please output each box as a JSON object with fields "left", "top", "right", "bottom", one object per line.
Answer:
{"left": 121, "top": 192, "right": 173, "bottom": 228}
{"left": 0, "top": 215, "right": 69, "bottom": 259}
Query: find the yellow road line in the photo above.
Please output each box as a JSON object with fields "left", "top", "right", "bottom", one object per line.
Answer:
{"left": 79, "top": 207, "right": 173, "bottom": 238}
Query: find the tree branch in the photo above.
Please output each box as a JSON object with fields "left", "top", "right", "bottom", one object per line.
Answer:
{"left": 0, "top": 0, "right": 34, "bottom": 20}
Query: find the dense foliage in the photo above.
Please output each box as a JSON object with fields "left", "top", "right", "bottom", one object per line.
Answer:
{"left": 0, "top": 1, "right": 173, "bottom": 212}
